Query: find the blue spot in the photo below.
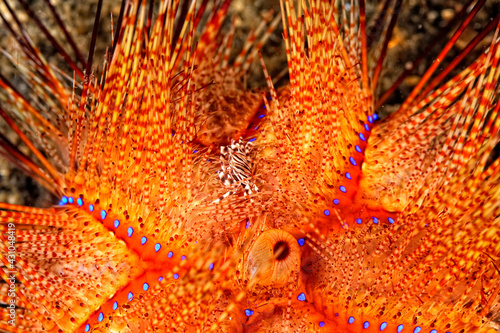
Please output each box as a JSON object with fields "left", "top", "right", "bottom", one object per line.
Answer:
{"left": 168, "top": 251, "right": 173, "bottom": 258}
{"left": 364, "top": 124, "right": 370, "bottom": 131}
{"left": 254, "top": 126, "right": 259, "bottom": 130}
{"left": 209, "top": 263, "right": 214, "bottom": 270}
{"left": 113, "top": 301, "right": 118, "bottom": 310}
{"left": 158, "top": 276, "right": 163, "bottom": 282}
{"left": 388, "top": 217, "right": 395, "bottom": 224}
{"left": 373, "top": 113, "right": 379, "bottom": 120}
{"left": 98, "top": 312, "right": 104, "bottom": 322}
{"left": 430, "top": 330, "right": 437, "bottom": 333}
{"left": 414, "top": 327, "right": 421, "bottom": 333}
{"left": 359, "top": 133, "right": 366, "bottom": 141}
{"left": 368, "top": 115, "right": 373, "bottom": 123}
{"left": 297, "top": 293, "right": 306, "bottom": 301}
{"left": 89, "top": 204, "right": 94, "bottom": 212}
{"left": 181, "top": 255, "right": 186, "bottom": 260}
{"left": 345, "top": 172, "right": 351, "bottom": 179}
{"left": 397, "top": 324, "right": 404, "bottom": 333}
{"left": 373, "top": 217, "right": 379, "bottom": 224}
{"left": 324, "top": 209, "right": 330, "bottom": 216}
{"left": 333, "top": 199, "right": 340, "bottom": 205}
{"left": 339, "top": 186, "right": 347, "bottom": 193}
{"left": 141, "top": 237, "right": 147, "bottom": 245}
{"left": 319, "top": 322, "right": 325, "bottom": 327}
{"left": 128, "top": 227, "right": 133, "bottom": 237}
{"left": 298, "top": 238, "right": 305, "bottom": 246}
{"left": 128, "top": 292, "right": 133, "bottom": 301}
{"left": 335, "top": 313, "right": 339, "bottom": 317}
{"left": 245, "top": 309, "right": 254, "bottom": 316}
{"left": 380, "top": 322, "right": 387, "bottom": 331}
{"left": 100, "top": 210, "right": 107, "bottom": 220}
{"left": 61, "top": 196, "right": 68, "bottom": 204}
{"left": 193, "top": 150, "right": 198, "bottom": 153}
{"left": 68, "top": 197, "right": 74, "bottom": 204}
{"left": 349, "top": 157, "right": 357, "bottom": 166}
{"left": 263, "top": 105, "right": 267, "bottom": 109}
{"left": 77, "top": 198, "right": 83, "bottom": 206}
{"left": 364, "top": 321, "right": 370, "bottom": 329}
{"left": 143, "top": 283, "right": 149, "bottom": 291}
{"left": 85, "top": 324, "right": 90, "bottom": 332}
{"left": 249, "top": 138, "right": 257, "bottom": 142}
{"left": 258, "top": 114, "right": 265, "bottom": 118}
{"left": 245, "top": 220, "right": 251, "bottom": 229}
{"left": 355, "top": 145, "right": 362, "bottom": 153}
{"left": 174, "top": 273, "right": 179, "bottom": 279}
{"left": 356, "top": 218, "right": 362, "bottom": 224}
{"left": 114, "top": 219, "right": 120, "bottom": 228}
{"left": 155, "top": 243, "right": 161, "bottom": 252}
{"left": 348, "top": 317, "right": 355, "bottom": 324}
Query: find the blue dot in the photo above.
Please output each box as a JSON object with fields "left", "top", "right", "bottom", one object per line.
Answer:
{"left": 193, "top": 150, "right": 198, "bottom": 153}
{"left": 297, "top": 293, "right": 306, "bottom": 301}
{"left": 345, "top": 172, "right": 351, "bottom": 179}
{"left": 181, "top": 255, "right": 186, "bottom": 260}
{"left": 373, "top": 113, "right": 379, "bottom": 120}
{"left": 128, "top": 227, "right": 133, "bottom": 237}
{"left": 324, "top": 209, "right": 330, "bottom": 216}
{"left": 364, "top": 124, "right": 370, "bottom": 131}
{"left": 155, "top": 243, "right": 161, "bottom": 252}
{"left": 98, "top": 312, "right": 103, "bottom": 322}
{"left": 141, "top": 237, "right": 147, "bottom": 245}
{"left": 397, "top": 324, "right": 404, "bottom": 333}
{"left": 68, "top": 197, "right": 74, "bottom": 204}
{"left": 335, "top": 313, "right": 339, "bottom": 317}
{"left": 114, "top": 219, "right": 120, "bottom": 228}
{"left": 373, "top": 217, "right": 379, "bottom": 224}
{"left": 77, "top": 198, "right": 83, "bottom": 206}
{"left": 143, "top": 283, "right": 149, "bottom": 291}
{"left": 85, "top": 324, "right": 90, "bottom": 332}
{"left": 168, "top": 251, "right": 173, "bottom": 258}
{"left": 263, "top": 105, "right": 266, "bottom": 109}
{"left": 89, "top": 204, "right": 94, "bottom": 212}
{"left": 333, "top": 199, "right": 339, "bottom": 205}
{"left": 158, "top": 276, "right": 163, "bottom": 282}
{"left": 380, "top": 322, "right": 387, "bottom": 331}
{"left": 356, "top": 218, "right": 362, "bottom": 224}
{"left": 209, "top": 263, "right": 214, "bottom": 270}
{"left": 254, "top": 126, "right": 260, "bottom": 130}
{"left": 430, "top": 330, "right": 437, "bottom": 333}
{"left": 388, "top": 217, "right": 395, "bottom": 224}
{"left": 61, "top": 196, "right": 68, "bottom": 204}
{"left": 319, "top": 322, "right": 325, "bottom": 327}
{"left": 414, "top": 327, "right": 421, "bottom": 333}
{"left": 174, "top": 273, "right": 179, "bottom": 279}
{"left": 364, "top": 321, "right": 369, "bottom": 329}
{"left": 258, "top": 114, "right": 265, "bottom": 118}
{"left": 100, "top": 210, "right": 107, "bottom": 220}
{"left": 368, "top": 115, "right": 373, "bottom": 123}
{"left": 128, "top": 292, "right": 133, "bottom": 301}
{"left": 246, "top": 220, "right": 251, "bottom": 229}
{"left": 348, "top": 317, "right": 355, "bottom": 324}
{"left": 113, "top": 301, "right": 118, "bottom": 310}
{"left": 355, "top": 145, "right": 362, "bottom": 153}
{"left": 298, "top": 238, "right": 305, "bottom": 246}
{"left": 349, "top": 157, "right": 357, "bottom": 166}
{"left": 245, "top": 309, "right": 254, "bottom": 316}
{"left": 249, "top": 138, "right": 257, "bottom": 142}
{"left": 339, "top": 186, "right": 347, "bottom": 193}
{"left": 359, "top": 133, "right": 366, "bottom": 141}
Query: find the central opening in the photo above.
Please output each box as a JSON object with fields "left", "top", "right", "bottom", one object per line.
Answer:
{"left": 273, "top": 241, "right": 290, "bottom": 261}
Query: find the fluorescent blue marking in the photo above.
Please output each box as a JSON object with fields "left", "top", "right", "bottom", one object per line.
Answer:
{"left": 61, "top": 196, "right": 68, "bottom": 204}
{"left": 414, "top": 327, "right": 421, "bottom": 333}
{"left": 58, "top": 200, "right": 63, "bottom": 206}
{"left": 141, "top": 237, "right": 147, "bottom": 245}
{"left": 100, "top": 210, "right": 107, "bottom": 220}
{"left": 254, "top": 126, "right": 259, "bottom": 130}
{"left": 263, "top": 105, "right": 266, "bottom": 109}
{"left": 364, "top": 321, "right": 370, "bottom": 329}
{"left": 193, "top": 150, "right": 198, "bottom": 153}
{"left": 98, "top": 312, "right": 104, "bottom": 322}
{"left": 333, "top": 199, "right": 339, "bottom": 205}
{"left": 368, "top": 115, "right": 373, "bottom": 123}
{"left": 397, "top": 324, "right": 404, "bottom": 333}
{"left": 77, "top": 198, "right": 83, "bottom": 206}
{"left": 319, "top": 322, "right": 325, "bottom": 327}
{"left": 430, "top": 330, "right": 437, "bottom": 333}
{"left": 173, "top": 273, "right": 179, "bottom": 279}
{"left": 348, "top": 317, "right": 355, "bottom": 324}
{"left": 249, "top": 137, "right": 257, "bottom": 142}
{"left": 335, "top": 313, "right": 339, "bottom": 317}
{"left": 356, "top": 218, "right": 362, "bottom": 224}
{"left": 143, "top": 283, "right": 149, "bottom": 291}
{"left": 89, "top": 204, "right": 94, "bottom": 212}
{"left": 345, "top": 172, "right": 351, "bottom": 179}
{"left": 245, "top": 220, "right": 251, "bottom": 229}
{"left": 388, "top": 217, "right": 395, "bottom": 224}
{"left": 373, "top": 217, "right": 379, "bottom": 224}
{"left": 245, "top": 309, "right": 254, "bottom": 316}
{"left": 158, "top": 276, "right": 163, "bottom": 282}
{"left": 113, "top": 301, "right": 118, "bottom": 310}
{"left": 339, "top": 186, "right": 347, "bottom": 193}
{"left": 85, "top": 324, "right": 90, "bottom": 332}
{"left": 258, "top": 114, "right": 265, "bottom": 118}
{"left": 364, "top": 124, "right": 370, "bottom": 131}
{"left": 209, "top": 263, "right": 214, "bottom": 270}
{"left": 298, "top": 238, "right": 305, "bottom": 246}
{"left": 297, "top": 293, "right": 306, "bottom": 301}
{"left": 168, "top": 251, "right": 173, "bottom": 258}
{"left": 128, "top": 292, "right": 133, "bottom": 301}
{"left": 349, "top": 157, "right": 357, "bottom": 166}
{"left": 128, "top": 227, "right": 133, "bottom": 237}
{"left": 324, "top": 209, "right": 330, "bottom": 216}
{"left": 68, "top": 197, "right": 74, "bottom": 204}
{"left": 373, "top": 113, "right": 379, "bottom": 120}
{"left": 114, "top": 220, "right": 120, "bottom": 228}
{"left": 359, "top": 133, "right": 366, "bottom": 141}
{"left": 355, "top": 145, "right": 362, "bottom": 153}
{"left": 181, "top": 255, "right": 186, "bottom": 260}
{"left": 155, "top": 243, "right": 161, "bottom": 252}
{"left": 380, "top": 322, "right": 387, "bottom": 331}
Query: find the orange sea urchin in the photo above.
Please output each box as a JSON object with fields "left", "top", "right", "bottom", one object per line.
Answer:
{"left": 0, "top": 0, "right": 499, "bottom": 332}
